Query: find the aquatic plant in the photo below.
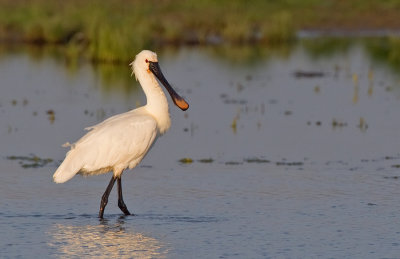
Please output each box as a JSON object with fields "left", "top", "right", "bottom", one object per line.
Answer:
{"left": 7, "top": 154, "right": 53, "bottom": 168}
{"left": 1, "top": 0, "right": 400, "bottom": 63}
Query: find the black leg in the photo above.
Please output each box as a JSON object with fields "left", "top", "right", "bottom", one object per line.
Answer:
{"left": 117, "top": 177, "right": 132, "bottom": 216}
{"left": 99, "top": 175, "right": 117, "bottom": 219}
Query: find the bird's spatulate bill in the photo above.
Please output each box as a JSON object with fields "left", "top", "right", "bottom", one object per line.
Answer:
{"left": 149, "top": 61, "right": 189, "bottom": 111}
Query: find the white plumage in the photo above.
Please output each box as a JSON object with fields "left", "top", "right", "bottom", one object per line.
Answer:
{"left": 53, "top": 109, "right": 157, "bottom": 183}
{"left": 53, "top": 50, "right": 189, "bottom": 218}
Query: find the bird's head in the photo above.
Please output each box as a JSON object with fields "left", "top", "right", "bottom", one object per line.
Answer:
{"left": 130, "top": 50, "right": 189, "bottom": 111}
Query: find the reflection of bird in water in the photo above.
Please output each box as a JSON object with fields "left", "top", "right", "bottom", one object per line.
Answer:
{"left": 53, "top": 50, "right": 189, "bottom": 218}
{"left": 48, "top": 223, "right": 168, "bottom": 258}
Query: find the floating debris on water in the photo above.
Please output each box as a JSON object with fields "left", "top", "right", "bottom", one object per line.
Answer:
{"left": 391, "top": 164, "right": 400, "bottom": 168}
{"left": 231, "top": 118, "right": 237, "bottom": 133}
{"left": 294, "top": 71, "right": 325, "bottom": 78}
{"left": 332, "top": 118, "right": 347, "bottom": 128}
{"left": 384, "top": 155, "right": 400, "bottom": 160}
{"left": 306, "top": 120, "right": 322, "bottom": 126}
{"left": 220, "top": 93, "right": 247, "bottom": 105}
{"left": 7, "top": 154, "right": 53, "bottom": 168}
{"left": 225, "top": 161, "right": 243, "bottom": 165}
{"left": 325, "top": 160, "right": 348, "bottom": 166}
{"left": 46, "top": 109, "right": 55, "bottom": 124}
{"left": 179, "top": 158, "right": 193, "bottom": 164}
{"left": 314, "top": 85, "right": 320, "bottom": 93}
{"left": 176, "top": 157, "right": 307, "bottom": 167}
{"left": 220, "top": 93, "right": 228, "bottom": 99}
{"left": 198, "top": 158, "right": 214, "bottom": 163}
{"left": 284, "top": 110, "right": 292, "bottom": 116}
{"left": 383, "top": 175, "right": 399, "bottom": 179}
{"left": 245, "top": 158, "right": 270, "bottom": 163}
{"left": 231, "top": 110, "right": 240, "bottom": 134}
{"left": 357, "top": 117, "right": 368, "bottom": 132}
{"left": 276, "top": 161, "right": 304, "bottom": 166}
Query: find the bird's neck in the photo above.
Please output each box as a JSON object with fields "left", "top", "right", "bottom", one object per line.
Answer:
{"left": 139, "top": 73, "right": 171, "bottom": 134}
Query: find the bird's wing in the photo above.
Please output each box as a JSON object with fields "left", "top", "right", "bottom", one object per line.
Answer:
{"left": 84, "top": 110, "right": 136, "bottom": 131}
{"left": 53, "top": 111, "right": 158, "bottom": 183}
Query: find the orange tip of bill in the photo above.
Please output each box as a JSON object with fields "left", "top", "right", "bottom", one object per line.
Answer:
{"left": 174, "top": 98, "right": 189, "bottom": 111}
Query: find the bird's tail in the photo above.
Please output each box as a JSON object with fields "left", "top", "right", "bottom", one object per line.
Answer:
{"left": 53, "top": 150, "right": 83, "bottom": 183}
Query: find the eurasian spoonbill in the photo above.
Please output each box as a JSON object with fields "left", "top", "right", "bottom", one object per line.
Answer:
{"left": 53, "top": 50, "right": 189, "bottom": 218}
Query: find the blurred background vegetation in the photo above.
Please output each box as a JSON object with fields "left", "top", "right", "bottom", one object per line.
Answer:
{"left": 1, "top": 0, "right": 400, "bottom": 63}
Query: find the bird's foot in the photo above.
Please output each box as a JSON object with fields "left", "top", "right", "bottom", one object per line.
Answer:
{"left": 118, "top": 201, "right": 132, "bottom": 216}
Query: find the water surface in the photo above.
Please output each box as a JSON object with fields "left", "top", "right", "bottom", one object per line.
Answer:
{"left": 1, "top": 42, "right": 400, "bottom": 258}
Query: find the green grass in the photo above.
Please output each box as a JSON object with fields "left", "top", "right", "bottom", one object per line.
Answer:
{"left": 1, "top": 0, "right": 400, "bottom": 62}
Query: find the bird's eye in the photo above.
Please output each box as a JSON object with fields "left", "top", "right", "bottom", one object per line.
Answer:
{"left": 145, "top": 59, "right": 148, "bottom": 63}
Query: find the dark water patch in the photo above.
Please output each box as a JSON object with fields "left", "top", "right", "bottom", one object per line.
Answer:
{"left": 284, "top": 110, "right": 293, "bottom": 116}
{"left": 385, "top": 155, "right": 400, "bottom": 160}
{"left": 245, "top": 157, "right": 270, "bottom": 164}
{"left": 349, "top": 166, "right": 363, "bottom": 171}
{"left": 176, "top": 153, "right": 400, "bottom": 172}
{"left": 307, "top": 121, "right": 322, "bottom": 126}
{"left": 6, "top": 154, "right": 53, "bottom": 168}
{"left": 293, "top": 70, "right": 325, "bottom": 78}
{"left": 383, "top": 176, "right": 400, "bottom": 180}
{"left": 220, "top": 92, "right": 248, "bottom": 105}
{"left": 225, "top": 161, "right": 243, "bottom": 165}
{"left": 276, "top": 161, "right": 304, "bottom": 166}
{"left": 198, "top": 158, "right": 214, "bottom": 163}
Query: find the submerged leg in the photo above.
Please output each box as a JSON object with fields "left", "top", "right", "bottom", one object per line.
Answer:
{"left": 99, "top": 175, "right": 117, "bottom": 219}
{"left": 117, "top": 177, "right": 132, "bottom": 216}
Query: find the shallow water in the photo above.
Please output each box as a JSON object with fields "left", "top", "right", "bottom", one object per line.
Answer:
{"left": 2, "top": 42, "right": 400, "bottom": 258}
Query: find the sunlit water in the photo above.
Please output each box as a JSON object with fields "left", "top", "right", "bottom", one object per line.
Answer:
{"left": 2, "top": 42, "right": 400, "bottom": 258}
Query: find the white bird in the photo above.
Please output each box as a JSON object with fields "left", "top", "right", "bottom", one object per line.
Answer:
{"left": 53, "top": 50, "right": 189, "bottom": 218}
